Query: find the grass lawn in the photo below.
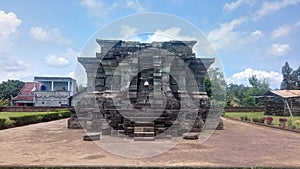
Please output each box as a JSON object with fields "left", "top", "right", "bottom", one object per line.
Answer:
{"left": 0, "top": 110, "right": 70, "bottom": 129}
{"left": 224, "top": 112, "right": 300, "bottom": 127}
{"left": 0, "top": 112, "right": 61, "bottom": 120}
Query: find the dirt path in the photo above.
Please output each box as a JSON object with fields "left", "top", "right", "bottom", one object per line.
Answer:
{"left": 0, "top": 118, "right": 299, "bottom": 167}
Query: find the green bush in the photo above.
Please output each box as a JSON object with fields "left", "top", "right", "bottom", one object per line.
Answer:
{"left": 244, "top": 116, "right": 249, "bottom": 121}
{"left": 56, "top": 108, "right": 69, "bottom": 113}
{"left": 259, "top": 117, "right": 265, "bottom": 123}
{"left": 60, "top": 110, "right": 71, "bottom": 118}
{"left": 296, "top": 120, "right": 300, "bottom": 129}
{"left": 41, "top": 113, "right": 60, "bottom": 122}
{"left": 221, "top": 112, "right": 226, "bottom": 117}
{"left": 9, "top": 115, "right": 42, "bottom": 126}
{"left": 0, "top": 110, "right": 72, "bottom": 129}
{"left": 252, "top": 117, "right": 260, "bottom": 123}
{"left": 4, "top": 119, "right": 15, "bottom": 128}
{"left": 287, "top": 117, "right": 293, "bottom": 128}
{"left": 240, "top": 116, "right": 245, "bottom": 121}
{"left": 252, "top": 117, "right": 265, "bottom": 123}
{"left": 56, "top": 109, "right": 71, "bottom": 118}
{"left": 0, "top": 118, "right": 6, "bottom": 128}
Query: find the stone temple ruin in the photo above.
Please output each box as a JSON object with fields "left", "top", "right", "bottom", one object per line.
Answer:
{"left": 72, "top": 39, "right": 220, "bottom": 141}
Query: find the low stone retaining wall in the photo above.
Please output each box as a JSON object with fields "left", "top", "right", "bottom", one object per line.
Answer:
{"left": 224, "top": 107, "right": 264, "bottom": 112}
{"left": 1, "top": 106, "right": 264, "bottom": 112}
{"left": 224, "top": 116, "right": 300, "bottom": 134}
{"left": 0, "top": 106, "right": 73, "bottom": 112}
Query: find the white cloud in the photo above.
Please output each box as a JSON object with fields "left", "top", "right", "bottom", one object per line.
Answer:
{"left": 146, "top": 27, "right": 197, "bottom": 42}
{"left": 207, "top": 17, "right": 264, "bottom": 50}
{"left": 249, "top": 30, "right": 263, "bottom": 40}
{"left": 81, "top": 0, "right": 106, "bottom": 17}
{"left": 119, "top": 25, "right": 141, "bottom": 41}
{"left": 0, "top": 11, "right": 22, "bottom": 36}
{"left": 0, "top": 10, "right": 22, "bottom": 53}
{"left": 0, "top": 70, "right": 33, "bottom": 83}
{"left": 145, "top": 27, "right": 217, "bottom": 56}
{"left": 0, "top": 56, "right": 29, "bottom": 72}
{"left": 238, "top": 29, "right": 264, "bottom": 45}
{"left": 124, "top": 0, "right": 146, "bottom": 12}
{"left": 223, "top": 0, "right": 254, "bottom": 12}
{"left": 227, "top": 68, "right": 283, "bottom": 89}
{"left": 29, "top": 27, "right": 51, "bottom": 42}
{"left": 45, "top": 54, "right": 70, "bottom": 67}
{"left": 81, "top": 0, "right": 147, "bottom": 18}
{"left": 2, "top": 60, "right": 29, "bottom": 72}
{"left": 29, "top": 26, "right": 72, "bottom": 45}
{"left": 120, "top": 25, "right": 138, "bottom": 38}
{"left": 271, "top": 25, "right": 293, "bottom": 39}
{"left": 267, "top": 43, "right": 291, "bottom": 56}
{"left": 0, "top": 56, "right": 32, "bottom": 82}
{"left": 207, "top": 17, "right": 247, "bottom": 49}
{"left": 0, "top": 35, "right": 13, "bottom": 53}
{"left": 253, "top": 0, "right": 300, "bottom": 21}
{"left": 271, "top": 22, "right": 300, "bottom": 39}
{"left": 45, "top": 48, "right": 78, "bottom": 67}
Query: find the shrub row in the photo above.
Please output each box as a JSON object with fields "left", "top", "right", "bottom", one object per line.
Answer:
{"left": 0, "top": 110, "right": 71, "bottom": 129}
{"left": 10, "top": 115, "right": 41, "bottom": 126}
{"left": 0, "top": 118, "right": 6, "bottom": 128}
{"left": 252, "top": 117, "right": 265, "bottom": 123}
{"left": 240, "top": 116, "right": 265, "bottom": 123}
{"left": 240, "top": 116, "right": 251, "bottom": 121}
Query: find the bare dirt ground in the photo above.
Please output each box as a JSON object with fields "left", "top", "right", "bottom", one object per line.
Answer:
{"left": 0, "top": 118, "right": 299, "bottom": 168}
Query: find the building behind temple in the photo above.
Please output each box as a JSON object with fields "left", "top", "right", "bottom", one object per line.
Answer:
{"left": 13, "top": 76, "right": 77, "bottom": 107}
{"left": 264, "top": 90, "right": 300, "bottom": 116}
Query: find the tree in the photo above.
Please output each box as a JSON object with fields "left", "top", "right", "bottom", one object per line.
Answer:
{"left": 205, "top": 68, "right": 227, "bottom": 106}
{"left": 204, "top": 76, "right": 212, "bottom": 98}
{"left": 281, "top": 62, "right": 294, "bottom": 89}
{"left": 248, "top": 75, "right": 270, "bottom": 96}
{"left": 0, "top": 99, "right": 10, "bottom": 107}
{"left": 249, "top": 75, "right": 259, "bottom": 88}
{"left": 280, "top": 62, "right": 300, "bottom": 89}
{"left": 0, "top": 79, "right": 25, "bottom": 101}
{"left": 226, "top": 75, "right": 270, "bottom": 107}
{"left": 226, "top": 84, "right": 246, "bottom": 107}
{"left": 291, "top": 66, "right": 300, "bottom": 89}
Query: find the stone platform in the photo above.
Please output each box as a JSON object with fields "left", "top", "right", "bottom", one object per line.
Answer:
{"left": 0, "top": 118, "right": 299, "bottom": 167}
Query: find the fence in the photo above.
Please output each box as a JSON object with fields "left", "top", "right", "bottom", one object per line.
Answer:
{"left": 0, "top": 106, "right": 73, "bottom": 112}
{"left": 224, "top": 107, "right": 264, "bottom": 112}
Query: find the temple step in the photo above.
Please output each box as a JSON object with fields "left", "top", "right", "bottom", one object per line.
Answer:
{"left": 134, "top": 126, "right": 154, "bottom": 132}
{"left": 130, "top": 117, "right": 170, "bottom": 122}
{"left": 134, "top": 122, "right": 154, "bottom": 127}
{"left": 134, "top": 137, "right": 155, "bottom": 141}
{"left": 133, "top": 122, "right": 155, "bottom": 141}
{"left": 134, "top": 131, "right": 155, "bottom": 137}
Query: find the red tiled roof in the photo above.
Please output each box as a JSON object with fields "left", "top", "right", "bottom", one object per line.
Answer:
{"left": 12, "top": 82, "right": 40, "bottom": 102}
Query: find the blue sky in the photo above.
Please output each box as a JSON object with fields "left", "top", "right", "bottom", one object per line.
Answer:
{"left": 0, "top": 0, "right": 299, "bottom": 89}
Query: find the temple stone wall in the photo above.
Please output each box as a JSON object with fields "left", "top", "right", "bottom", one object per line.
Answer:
{"left": 74, "top": 40, "right": 216, "bottom": 140}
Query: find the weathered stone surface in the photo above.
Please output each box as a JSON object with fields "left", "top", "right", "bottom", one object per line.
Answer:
{"left": 68, "top": 110, "right": 82, "bottom": 129}
{"left": 67, "top": 117, "right": 82, "bottom": 129}
{"left": 216, "top": 119, "right": 224, "bottom": 130}
{"left": 190, "top": 119, "right": 204, "bottom": 132}
{"left": 183, "top": 132, "right": 199, "bottom": 140}
{"left": 74, "top": 40, "right": 222, "bottom": 141}
{"left": 83, "top": 133, "right": 100, "bottom": 141}
{"left": 101, "top": 126, "right": 111, "bottom": 135}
